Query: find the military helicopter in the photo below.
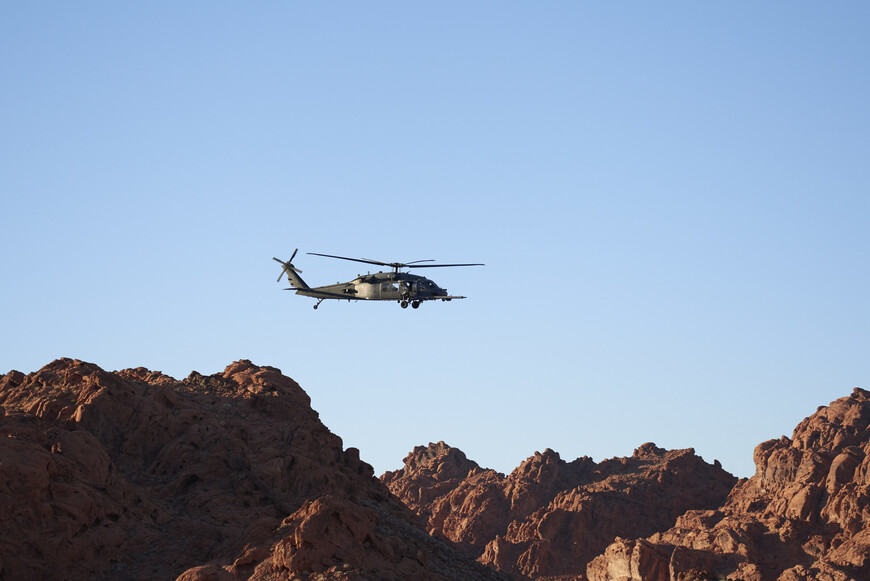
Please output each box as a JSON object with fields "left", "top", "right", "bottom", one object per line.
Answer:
{"left": 273, "top": 249, "right": 483, "bottom": 309}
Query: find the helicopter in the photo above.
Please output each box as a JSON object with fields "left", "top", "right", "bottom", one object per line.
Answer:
{"left": 273, "top": 249, "right": 483, "bottom": 309}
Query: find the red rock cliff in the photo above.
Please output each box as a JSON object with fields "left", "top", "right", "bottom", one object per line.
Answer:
{"left": 382, "top": 441, "right": 736, "bottom": 579}
{"left": 0, "top": 359, "right": 508, "bottom": 581}
{"left": 587, "top": 387, "right": 870, "bottom": 581}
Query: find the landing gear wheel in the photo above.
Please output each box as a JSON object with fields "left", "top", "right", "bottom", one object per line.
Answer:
{"left": 400, "top": 301, "right": 408, "bottom": 309}
{"left": 411, "top": 301, "right": 420, "bottom": 309}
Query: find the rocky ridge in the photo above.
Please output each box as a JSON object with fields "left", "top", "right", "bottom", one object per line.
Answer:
{"left": 382, "top": 440, "right": 737, "bottom": 578}
{"left": 586, "top": 387, "right": 870, "bottom": 581}
{"left": 4, "top": 358, "right": 866, "bottom": 581}
{"left": 0, "top": 359, "right": 508, "bottom": 581}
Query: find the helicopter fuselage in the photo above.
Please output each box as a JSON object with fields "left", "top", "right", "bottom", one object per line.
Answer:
{"left": 297, "top": 271, "right": 452, "bottom": 302}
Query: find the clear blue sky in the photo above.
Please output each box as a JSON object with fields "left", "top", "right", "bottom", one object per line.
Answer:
{"left": 2, "top": 3, "right": 868, "bottom": 479}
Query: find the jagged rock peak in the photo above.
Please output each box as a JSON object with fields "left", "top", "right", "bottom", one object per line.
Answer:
{"left": 117, "top": 366, "right": 176, "bottom": 385}
{"left": 588, "top": 387, "right": 870, "bottom": 581}
{"left": 0, "top": 358, "right": 508, "bottom": 581}
{"left": 402, "top": 440, "right": 480, "bottom": 476}
{"left": 508, "top": 447, "right": 561, "bottom": 476}
{"left": 787, "top": 386, "right": 870, "bottom": 454}
{"left": 384, "top": 441, "right": 735, "bottom": 578}
{"left": 633, "top": 441, "right": 667, "bottom": 457}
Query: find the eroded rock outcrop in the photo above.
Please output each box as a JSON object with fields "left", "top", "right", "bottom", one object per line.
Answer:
{"left": 382, "top": 442, "right": 594, "bottom": 558}
{"left": 587, "top": 388, "right": 870, "bottom": 581}
{"left": 382, "top": 441, "right": 736, "bottom": 578}
{"left": 0, "top": 359, "right": 508, "bottom": 581}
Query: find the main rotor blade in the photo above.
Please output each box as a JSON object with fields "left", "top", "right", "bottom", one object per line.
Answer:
{"left": 406, "top": 263, "right": 485, "bottom": 268}
{"left": 308, "top": 253, "right": 390, "bottom": 267}
{"left": 308, "top": 252, "right": 483, "bottom": 270}
{"left": 362, "top": 258, "right": 399, "bottom": 267}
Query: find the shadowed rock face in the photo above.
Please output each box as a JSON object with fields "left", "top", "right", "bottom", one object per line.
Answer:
{"left": 0, "top": 359, "right": 508, "bottom": 581}
{"left": 382, "top": 441, "right": 737, "bottom": 578}
{"left": 587, "top": 387, "right": 870, "bottom": 581}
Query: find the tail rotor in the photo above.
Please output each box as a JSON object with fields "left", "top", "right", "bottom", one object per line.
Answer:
{"left": 273, "top": 249, "right": 310, "bottom": 290}
{"left": 273, "top": 248, "right": 302, "bottom": 282}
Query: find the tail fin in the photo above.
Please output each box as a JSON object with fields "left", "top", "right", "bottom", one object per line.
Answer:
{"left": 273, "top": 249, "right": 310, "bottom": 290}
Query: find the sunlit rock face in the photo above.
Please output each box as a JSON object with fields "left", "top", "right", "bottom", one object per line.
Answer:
{"left": 587, "top": 388, "right": 870, "bottom": 581}
{"left": 8, "top": 358, "right": 864, "bottom": 581}
{"left": 0, "top": 358, "right": 508, "bottom": 581}
{"left": 383, "top": 440, "right": 736, "bottom": 578}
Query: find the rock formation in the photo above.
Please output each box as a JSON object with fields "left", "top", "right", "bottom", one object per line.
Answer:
{"left": 6, "top": 358, "right": 864, "bottom": 581}
{"left": 382, "top": 440, "right": 737, "bottom": 578}
{"left": 0, "top": 359, "right": 508, "bottom": 581}
{"left": 587, "top": 387, "right": 870, "bottom": 581}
